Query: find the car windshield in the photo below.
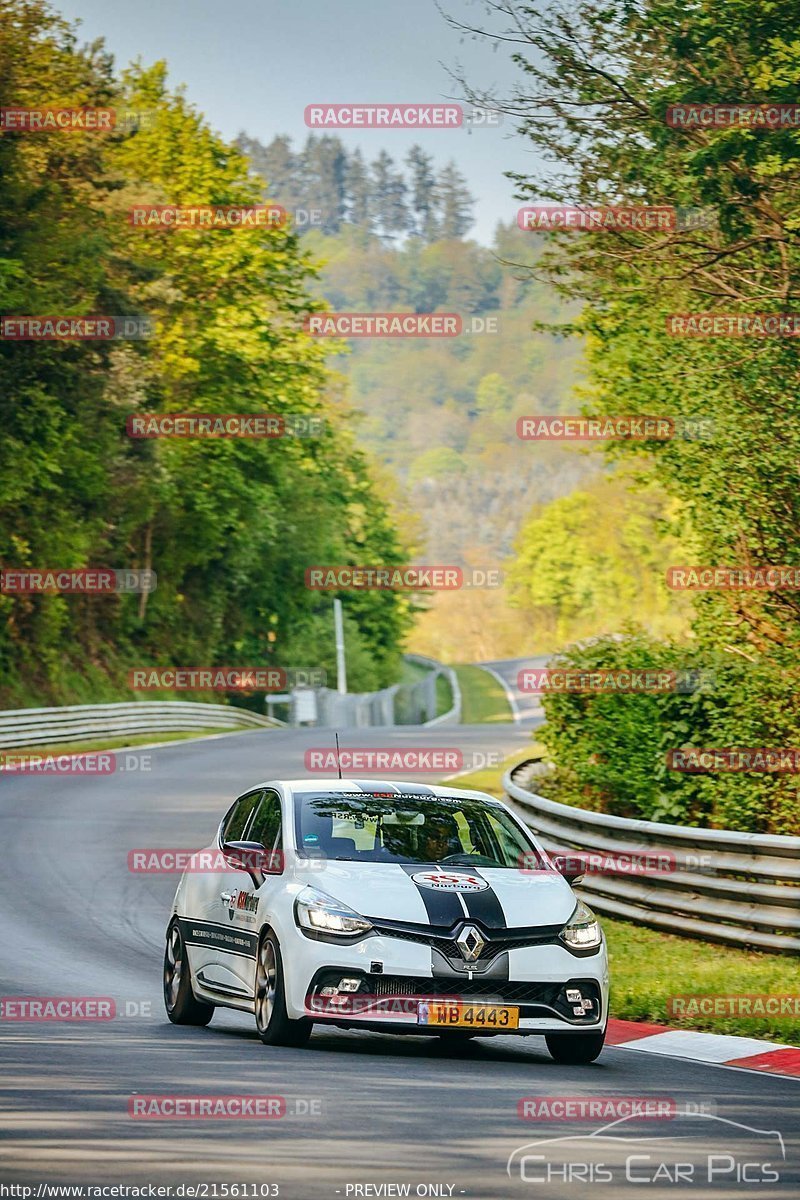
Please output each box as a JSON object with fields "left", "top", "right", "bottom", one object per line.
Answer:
{"left": 292, "top": 790, "right": 547, "bottom": 869}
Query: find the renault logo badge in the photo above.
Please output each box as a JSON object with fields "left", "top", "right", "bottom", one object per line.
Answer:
{"left": 455, "top": 924, "right": 486, "bottom": 962}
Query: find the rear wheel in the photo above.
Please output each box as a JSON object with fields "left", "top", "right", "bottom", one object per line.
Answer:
{"left": 545, "top": 1029, "right": 605, "bottom": 1064}
{"left": 163, "top": 921, "right": 214, "bottom": 1026}
{"left": 254, "top": 931, "right": 312, "bottom": 1047}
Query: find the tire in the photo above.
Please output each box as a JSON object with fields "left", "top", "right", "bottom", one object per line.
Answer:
{"left": 545, "top": 1029, "right": 605, "bottom": 1064}
{"left": 163, "top": 920, "right": 214, "bottom": 1026}
{"left": 254, "top": 931, "right": 312, "bottom": 1047}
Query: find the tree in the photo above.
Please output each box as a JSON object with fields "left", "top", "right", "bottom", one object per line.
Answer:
{"left": 436, "top": 161, "right": 474, "bottom": 239}
{"left": 301, "top": 134, "right": 347, "bottom": 233}
{"left": 235, "top": 133, "right": 303, "bottom": 215}
{"left": 475, "top": 373, "right": 513, "bottom": 417}
{"left": 371, "top": 150, "right": 409, "bottom": 240}
{"left": 406, "top": 144, "right": 439, "bottom": 241}
{"left": 345, "top": 147, "right": 373, "bottom": 231}
{"left": 0, "top": 2, "right": 411, "bottom": 704}
{"left": 452, "top": 0, "right": 800, "bottom": 831}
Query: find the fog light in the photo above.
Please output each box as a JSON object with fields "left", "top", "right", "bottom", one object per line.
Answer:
{"left": 566, "top": 989, "right": 583, "bottom": 1003}
{"left": 338, "top": 977, "right": 361, "bottom": 993}
{"left": 320, "top": 986, "right": 338, "bottom": 996}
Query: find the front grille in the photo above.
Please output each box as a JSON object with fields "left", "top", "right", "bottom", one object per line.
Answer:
{"left": 373, "top": 977, "right": 419, "bottom": 998}
{"left": 370, "top": 918, "right": 562, "bottom": 962}
{"left": 373, "top": 975, "right": 561, "bottom": 1006}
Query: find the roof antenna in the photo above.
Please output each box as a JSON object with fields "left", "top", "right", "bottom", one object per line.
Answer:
{"left": 335, "top": 731, "right": 343, "bottom": 780}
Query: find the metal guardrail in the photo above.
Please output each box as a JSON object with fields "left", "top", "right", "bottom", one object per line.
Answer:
{"left": 404, "top": 654, "right": 461, "bottom": 727}
{"left": 313, "top": 655, "right": 460, "bottom": 728}
{"left": 0, "top": 701, "right": 275, "bottom": 750}
{"left": 504, "top": 758, "right": 800, "bottom": 954}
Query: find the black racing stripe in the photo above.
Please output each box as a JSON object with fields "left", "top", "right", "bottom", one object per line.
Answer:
{"left": 178, "top": 917, "right": 258, "bottom": 959}
{"left": 461, "top": 878, "right": 507, "bottom": 929}
{"left": 401, "top": 864, "right": 464, "bottom": 926}
{"left": 392, "top": 782, "right": 435, "bottom": 796}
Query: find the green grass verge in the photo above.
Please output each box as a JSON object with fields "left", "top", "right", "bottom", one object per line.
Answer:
{"left": 400, "top": 659, "right": 453, "bottom": 717}
{"left": 454, "top": 664, "right": 514, "bottom": 723}
{"left": 448, "top": 745, "right": 544, "bottom": 795}
{"left": 606, "top": 917, "right": 800, "bottom": 1045}
{"left": 442, "top": 750, "right": 800, "bottom": 1046}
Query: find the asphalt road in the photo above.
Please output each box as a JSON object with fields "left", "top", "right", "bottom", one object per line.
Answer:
{"left": 0, "top": 722, "right": 798, "bottom": 1198}
{"left": 476, "top": 657, "right": 550, "bottom": 726}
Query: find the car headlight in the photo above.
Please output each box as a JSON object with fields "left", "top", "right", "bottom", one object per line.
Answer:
{"left": 560, "top": 899, "right": 602, "bottom": 950}
{"left": 295, "top": 886, "right": 372, "bottom": 938}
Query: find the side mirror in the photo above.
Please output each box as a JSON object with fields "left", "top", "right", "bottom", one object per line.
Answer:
{"left": 222, "top": 840, "right": 284, "bottom": 877}
{"left": 550, "top": 852, "right": 586, "bottom": 886}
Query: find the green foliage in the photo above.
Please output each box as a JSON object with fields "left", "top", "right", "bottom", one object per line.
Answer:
{"left": 479, "top": 0, "right": 800, "bottom": 831}
{"left": 507, "top": 475, "right": 691, "bottom": 647}
{"left": 301, "top": 222, "right": 581, "bottom": 484}
{"left": 0, "top": 1, "right": 411, "bottom": 705}
{"left": 537, "top": 633, "right": 800, "bottom": 834}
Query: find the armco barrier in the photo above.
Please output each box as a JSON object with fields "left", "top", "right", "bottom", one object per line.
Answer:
{"left": 404, "top": 654, "right": 461, "bottom": 727}
{"left": 503, "top": 759, "right": 800, "bottom": 954}
{"left": 314, "top": 655, "right": 460, "bottom": 728}
{"left": 0, "top": 701, "right": 274, "bottom": 750}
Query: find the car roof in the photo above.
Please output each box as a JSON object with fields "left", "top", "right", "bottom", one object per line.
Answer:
{"left": 253, "top": 778, "right": 504, "bottom": 803}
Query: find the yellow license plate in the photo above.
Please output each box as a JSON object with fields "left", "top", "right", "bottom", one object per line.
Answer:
{"left": 418, "top": 1001, "right": 519, "bottom": 1029}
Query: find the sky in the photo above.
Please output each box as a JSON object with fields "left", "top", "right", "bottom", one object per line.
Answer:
{"left": 53, "top": 0, "right": 543, "bottom": 244}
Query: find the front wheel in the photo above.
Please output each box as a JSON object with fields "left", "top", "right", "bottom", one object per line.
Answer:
{"left": 163, "top": 921, "right": 214, "bottom": 1026}
{"left": 545, "top": 1029, "right": 605, "bottom": 1064}
{"left": 254, "top": 932, "right": 312, "bottom": 1047}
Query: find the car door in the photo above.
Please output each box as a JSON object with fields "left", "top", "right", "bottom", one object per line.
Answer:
{"left": 218, "top": 788, "right": 285, "bottom": 995}
{"left": 183, "top": 788, "right": 263, "bottom": 997}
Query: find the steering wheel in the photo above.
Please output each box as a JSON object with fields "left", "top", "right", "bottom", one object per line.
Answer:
{"left": 439, "top": 853, "right": 499, "bottom": 867}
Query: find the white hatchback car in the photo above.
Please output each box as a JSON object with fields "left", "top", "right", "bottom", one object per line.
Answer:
{"left": 164, "top": 778, "right": 609, "bottom": 1062}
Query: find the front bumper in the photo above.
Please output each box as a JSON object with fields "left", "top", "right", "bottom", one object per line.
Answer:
{"left": 281, "top": 924, "right": 609, "bottom": 1033}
